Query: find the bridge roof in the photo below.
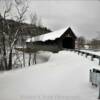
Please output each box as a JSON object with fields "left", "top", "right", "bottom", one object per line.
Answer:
{"left": 26, "top": 26, "right": 77, "bottom": 42}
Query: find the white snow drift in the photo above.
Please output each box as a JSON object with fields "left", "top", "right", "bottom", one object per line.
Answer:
{"left": 0, "top": 50, "right": 99, "bottom": 100}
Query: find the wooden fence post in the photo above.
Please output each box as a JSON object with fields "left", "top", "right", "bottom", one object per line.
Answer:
{"left": 78, "top": 51, "right": 79, "bottom": 55}
{"left": 89, "top": 69, "right": 92, "bottom": 82}
{"left": 85, "top": 54, "right": 87, "bottom": 58}
{"left": 98, "top": 82, "right": 100, "bottom": 99}
{"left": 81, "top": 52, "right": 83, "bottom": 56}
{"left": 91, "top": 56, "right": 94, "bottom": 61}
{"left": 99, "top": 58, "right": 100, "bottom": 65}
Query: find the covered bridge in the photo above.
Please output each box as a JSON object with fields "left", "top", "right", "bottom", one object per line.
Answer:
{"left": 26, "top": 27, "right": 77, "bottom": 52}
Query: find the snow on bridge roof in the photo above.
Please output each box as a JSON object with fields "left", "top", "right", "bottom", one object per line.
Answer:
{"left": 26, "top": 26, "right": 77, "bottom": 42}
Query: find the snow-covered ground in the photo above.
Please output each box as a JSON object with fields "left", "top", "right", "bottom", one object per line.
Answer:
{"left": 12, "top": 51, "right": 52, "bottom": 69}
{"left": 0, "top": 50, "right": 99, "bottom": 100}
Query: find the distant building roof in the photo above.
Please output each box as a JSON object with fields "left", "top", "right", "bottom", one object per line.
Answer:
{"left": 26, "top": 26, "right": 77, "bottom": 42}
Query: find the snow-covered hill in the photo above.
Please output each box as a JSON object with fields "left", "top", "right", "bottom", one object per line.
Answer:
{"left": 0, "top": 50, "right": 99, "bottom": 100}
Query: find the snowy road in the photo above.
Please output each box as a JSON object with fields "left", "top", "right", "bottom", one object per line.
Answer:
{"left": 0, "top": 51, "right": 99, "bottom": 100}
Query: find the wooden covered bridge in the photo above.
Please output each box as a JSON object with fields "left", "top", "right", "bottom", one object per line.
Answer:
{"left": 26, "top": 27, "right": 77, "bottom": 52}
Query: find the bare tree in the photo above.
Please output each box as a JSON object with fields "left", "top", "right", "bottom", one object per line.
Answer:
{"left": 28, "top": 12, "right": 38, "bottom": 66}
{"left": 0, "top": 0, "right": 13, "bottom": 70}
{"left": 15, "top": 0, "right": 28, "bottom": 67}
{"left": 90, "top": 39, "right": 100, "bottom": 49}
{"left": 30, "top": 12, "right": 38, "bottom": 26}
{"left": 37, "top": 17, "right": 43, "bottom": 27}
{"left": 28, "top": 13, "right": 44, "bottom": 65}
{"left": 0, "top": 0, "right": 28, "bottom": 70}
{"left": 77, "top": 36, "right": 86, "bottom": 49}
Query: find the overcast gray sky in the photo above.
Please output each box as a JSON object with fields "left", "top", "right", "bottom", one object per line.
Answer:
{"left": 0, "top": 0, "right": 100, "bottom": 39}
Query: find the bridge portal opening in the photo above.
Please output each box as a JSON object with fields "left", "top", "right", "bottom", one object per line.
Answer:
{"left": 63, "top": 37, "right": 75, "bottom": 49}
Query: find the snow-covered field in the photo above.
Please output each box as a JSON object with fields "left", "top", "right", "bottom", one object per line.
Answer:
{"left": 0, "top": 50, "right": 99, "bottom": 100}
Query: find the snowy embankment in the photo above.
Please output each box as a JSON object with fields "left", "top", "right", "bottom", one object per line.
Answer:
{"left": 0, "top": 50, "right": 99, "bottom": 100}
{"left": 12, "top": 51, "right": 52, "bottom": 69}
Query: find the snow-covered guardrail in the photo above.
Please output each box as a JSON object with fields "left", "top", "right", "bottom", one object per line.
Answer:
{"left": 89, "top": 68, "right": 100, "bottom": 99}
{"left": 69, "top": 49, "right": 100, "bottom": 99}
{"left": 89, "top": 69, "right": 100, "bottom": 87}
{"left": 70, "top": 49, "right": 100, "bottom": 65}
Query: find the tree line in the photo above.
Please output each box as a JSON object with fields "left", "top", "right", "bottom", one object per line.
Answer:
{"left": 77, "top": 36, "right": 100, "bottom": 50}
{"left": 0, "top": 0, "right": 51, "bottom": 71}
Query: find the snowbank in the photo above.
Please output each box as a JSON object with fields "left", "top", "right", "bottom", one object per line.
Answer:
{"left": 0, "top": 50, "right": 99, "bottom": 100}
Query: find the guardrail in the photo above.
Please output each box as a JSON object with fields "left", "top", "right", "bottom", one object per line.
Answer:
{"left": 67, "top": 49, "right": 100, "bottom": 98}
{"left": 70, "top": 49, "right": 100, "bottom": 65}
{"left": 89, "top": 68, "right": 100, "bottom": 99}
{"left": 68, "top": 49, "right": 100, "bottom": 98}
{"left": 89, "top": 69, "right": 100, "bottom": 86}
